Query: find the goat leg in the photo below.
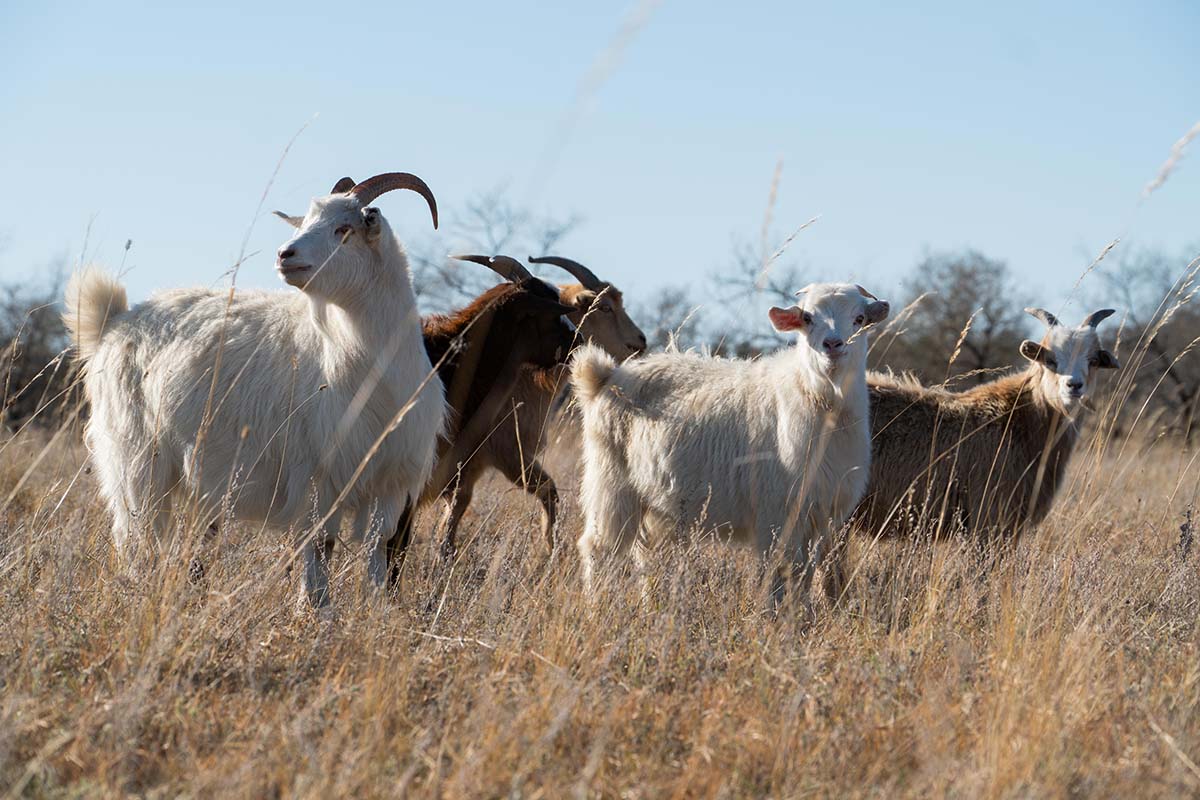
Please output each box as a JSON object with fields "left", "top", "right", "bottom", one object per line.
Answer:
{"left": 494, "top": 455, "right": 559, "bottom": 552}
{"left": 387, "top": 502, "right": 416, "bottom": 593}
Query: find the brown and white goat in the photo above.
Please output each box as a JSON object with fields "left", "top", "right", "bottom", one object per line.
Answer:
{"left": 425, "top": 254, "right": 647, "bottom": 556}
{"left": 854, "top": 307, "right": 1120, "bottom": 541}
{"left": 386, "top": 255, "right": 577, "bottom": 586}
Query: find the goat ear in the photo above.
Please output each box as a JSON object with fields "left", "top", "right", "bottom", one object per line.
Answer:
{"left": 273, "top": 210, "right": 304, "bottom": 229}
{"left": 768, "top": 306, "right": 806, "bottom": 332}
{"left": 1095, "top": 349, "right": 1120, "bottom": 370}
{"left": 361, "top": 207, "right": 382, "bottom": 241}
{"left": 571, "top": 290, "right": 598, "bottom": 310}
{"left": 1020, "top": 339, "right": 1052, "bottom": 364}
{"left": 865, "top": 300, "right": 890, "bottom": 324}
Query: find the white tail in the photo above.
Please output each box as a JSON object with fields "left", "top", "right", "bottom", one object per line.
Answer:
{"left": 570, "top": 344, "right": 617, "bottom": 403}
{"left": 63, "top": 269, "right": 128, "bottom": 361}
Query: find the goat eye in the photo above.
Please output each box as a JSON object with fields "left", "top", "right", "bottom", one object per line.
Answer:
{"left": 802, "top": 311, "right": 813, "bottom": 325}
{"left": 600, "top": 303, "right": 613, "bottom": 313}
{"left": 854, "top": 315, "right": 865, "bottom": 326}
{"left": 335, "top": 225, "right": 352, "bottom": 237}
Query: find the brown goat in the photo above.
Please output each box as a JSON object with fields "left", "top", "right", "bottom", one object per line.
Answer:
{"left": 386, "top": 256, "right": 576, "bottom": 587}
{"left": 854, "top": 307, "right": 1120, "bottom": 541}
{"left": 427, "top": 255, "right": 647, "bottom": 556}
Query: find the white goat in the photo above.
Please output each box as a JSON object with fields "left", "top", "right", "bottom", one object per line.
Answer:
{"left": 64, "top": 173, "right": 446, "bottom": 607}
{"left": 571, "top": 283, "right": 890, "bottom": 613}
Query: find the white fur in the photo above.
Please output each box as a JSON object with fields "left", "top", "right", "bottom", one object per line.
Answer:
{"left": 571, "top": 283, "right": 888, "bottom": 614}
{"left": 66, "top": 191, "right": 445, "bottom": 607}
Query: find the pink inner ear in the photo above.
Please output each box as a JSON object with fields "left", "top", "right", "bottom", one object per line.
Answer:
{"left": 769, "top": 307, "right": 804, "bottom": 332}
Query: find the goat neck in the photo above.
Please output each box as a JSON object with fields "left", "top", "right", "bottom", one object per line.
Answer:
{"left": 307, "top": 234, "right": 421, "bottom": 380}
{"left": 790, "top": 340, "right": 869, "bottom": 411}
{"left": 966, "top": 367, "right": 1081, "bottom": 459}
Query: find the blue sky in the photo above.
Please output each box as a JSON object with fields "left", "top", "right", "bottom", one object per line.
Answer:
{"left": 1, "top": 0, "right": 1196, "bottom": 320}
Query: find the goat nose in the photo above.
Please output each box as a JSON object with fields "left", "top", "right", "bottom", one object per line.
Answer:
{"left": 823, "top": 337, "right": 845, "bottom": 351}
{"left": 1067, "top": 378, "right": 1084, "bottom": 390}
{"left": 278, "top": 247, "right": 296, "bottom": 261}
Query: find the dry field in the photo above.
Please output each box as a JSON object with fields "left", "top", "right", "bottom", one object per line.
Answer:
{"left": 0, "top": 416, "right": 1198, "bottom": 798}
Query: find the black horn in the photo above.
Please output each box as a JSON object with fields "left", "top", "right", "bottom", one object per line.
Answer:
{"left": 452, "top": 254, "right": 533, "bottom": 283}
{"left": 528, "top": 255, "right": 603, "bottom": 290}
{"left": 1081, "top": 308, "right": 1116, "bottom": 329}
{"left": 1025, "top": 307, "right": 1060, "bottom": 328}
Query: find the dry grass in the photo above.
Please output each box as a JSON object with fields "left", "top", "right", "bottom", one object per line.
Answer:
{"left": 0, "top": 415, "right": 1198, "bottom": 799}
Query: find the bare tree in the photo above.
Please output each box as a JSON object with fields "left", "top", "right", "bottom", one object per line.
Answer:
{"left": 409, "top": 187, "right": 580, "bottom": 313}
{"left": 633, "top": 284, "right": 705, "bottom": 352}
{"left": 708, "top": 235, "right": 811, "bottom": 356}
{"left": 1096, "top": 246, "right": 1200, "bottom": 441}
{"left": 1, "top": 257, "right": 76, "bottom": 429}
{"left": 875, "top": 250, "right": 1030, "bottom": 385}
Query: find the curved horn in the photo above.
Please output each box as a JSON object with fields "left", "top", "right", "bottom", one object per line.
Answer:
{"left": 1024, "top": 307, "right": 1060, "bottom": 327}
{"left": 451, "top": 254, "right": 533, "bottom": 283}
{"left": 1081, "top": 308, "right": 1116, "bottom": 329}
{"left": 794, "top": 283, "right": 815, "bottom": 298}
{"left": 349, "top": 172, "right": 439, "bottom": 229}
{"left": 528, "top": 255, "right": 603, "bottom": 290}
{"left": 855, "top": 284, "right": 879, "bottom": 300}
{"left": 330, "top": 176, "right": 355, "bottom": 194}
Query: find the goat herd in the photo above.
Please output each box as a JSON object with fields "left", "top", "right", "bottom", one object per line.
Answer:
{"left": 62, "top": 171, "right": 1121, "bottom": 617}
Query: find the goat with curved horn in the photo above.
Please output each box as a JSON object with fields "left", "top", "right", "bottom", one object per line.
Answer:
{"left": 349, "top": 172, "right": 439, "bottom": 229}
{"left": 452, "top": 254, "right": 534, "bottom": 283}
{"left": 1081, "top": 308, "right": 1116, "bottom": 328}
{"left": 1025, "top": 307, "right": 1060, "bottom": 328}
{"left": 528, "top": 255, "right": 603, "bottom": 290}
{"left": 72, "top": 168, "right": 450, "bottom": 610}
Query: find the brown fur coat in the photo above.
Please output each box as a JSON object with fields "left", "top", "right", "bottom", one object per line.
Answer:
{"left": 854, "top": 368, "right": 1078, "bottom": 540}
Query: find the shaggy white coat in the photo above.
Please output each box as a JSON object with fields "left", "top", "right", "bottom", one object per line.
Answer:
{"left": 65, "top": 192, "right": 445, "bottom": 607}
{"left": 571, "top": 283, "right": 889, "bottom": 612}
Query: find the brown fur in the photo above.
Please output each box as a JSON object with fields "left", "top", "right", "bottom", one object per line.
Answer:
{"left": 386, "top": 278, "right": 575, "bottom": 584}
{"left": 557, "top": 282, "right": 623, "bottom": 306}
{"left": 427, "top": 279, "right": 645, "bottom": 557}
{"left": 422, "top": 282, "right": 535, "bottom": 433}
{"left": 854, "top": 367, "right": 1079, "bottom": 540}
